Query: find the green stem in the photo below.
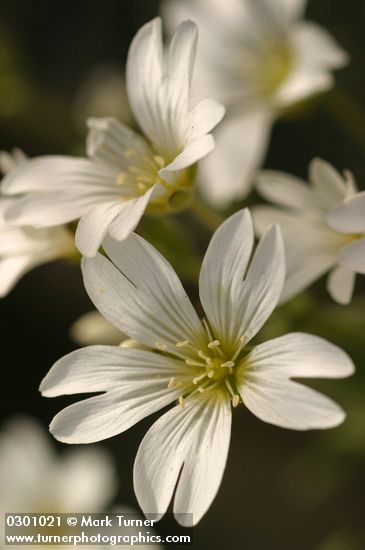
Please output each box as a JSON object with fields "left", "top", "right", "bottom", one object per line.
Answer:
{"left": 190, "top": 197, "right": 224, "bottom": 231}
{"left": 325, "top": 88, "right": 365, "bottom": 154}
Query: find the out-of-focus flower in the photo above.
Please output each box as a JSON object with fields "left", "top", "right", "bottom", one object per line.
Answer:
{"left": 2, "top": 18, "right": 224, "bottom": 257}
{"left": 40, "top": 210, "right": 354, "bottom": 527}
{"left": 163, "top": 0, "right": 348, "bottom": 205}
{"left": 0, "top": 151, "right": 75, "bottom": 297}
{"left": 252, "top": 159, "right": 365, "bottom": 304}
{"left": 0, "top": 416, "right": 116, "bottom": 549}
{"left": 70, "top": 310, "right": 124, "bottom": 346}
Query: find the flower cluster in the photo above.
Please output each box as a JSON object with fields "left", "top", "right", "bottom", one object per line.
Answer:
{"left": 1, "top": 0, "right": 362, "bottom": 534}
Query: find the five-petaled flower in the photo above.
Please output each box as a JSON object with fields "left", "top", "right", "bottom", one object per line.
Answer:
{"left": 1, "top": 17, "right": 224, "bottom": 257}
{"left": 163, "top": 0, "right": 348, "bottom": 204}
{"left": 40, "top": 209, "right": 354, "bottom": 527}
{"left": 253, "top": 158, "right": 365, "bottom": 304}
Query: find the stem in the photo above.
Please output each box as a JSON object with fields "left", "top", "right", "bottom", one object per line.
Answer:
{"left": 190, "top": 197, "right": 224, "bottom": 231}
{"left": 325, "top": 88, "right": 365, "bottom": 154}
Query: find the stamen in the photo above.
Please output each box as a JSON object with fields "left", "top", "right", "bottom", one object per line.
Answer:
{"left": 203, "top": 319, "right": 214, "bottom": 341}
{"left": 225, "top": 378, "right": 236, "bottom": 399}
{"left": 207, "top": 370, "right": 215, "bottom": 378}
{"left": 178, "top": 395, "right": 185, "bottom": 408}
{"left": 231, "top": 335, "right": 247, "bottom": 362}
{"left": 176, "top": 339, "right": 189, "bottom": 348}
{"left": 117, "top": 172, "right": 128, "bottom": 185}
{"left": 185, "top": 359, "right": 206, "bottom": 367}
{"left": 197, "top": 386, "right": 205, "bottom": 393}
{"left": 124, "top": 148, "right": 136, "bottom": 158}
{"left": 208, "top": 340, "right": 220, "bottom": 349}
{"left": 232, "top": 395, "right": 240, "bottom": 408}
{"left": 168, "top": 377, "right": 176, "bottom": 389}
{"left": 193, "top": 372, "right": 207, "bottom": 385}
{"left": 220, "top": 360, "right": 235, "bottom": 369}
{"left": 155, "top": 341, "right": 167, "bottom": 351}
{"left": 153, "top": 155, "right": 165, "bottom": 168}
{"left": 198, "top": 350, "right": 212, "bottom": 365}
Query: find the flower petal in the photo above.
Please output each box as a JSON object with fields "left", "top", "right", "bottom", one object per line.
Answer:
{"left": 326, "top": 191, "right": 365, "bottom": 233}
{"left": 45, "top": 347, "right": 182, "bottom": 444}
{"left": 86, "top": 117, "right": 150, "bottom": 170}
{"left": 199, "top": 209, "right": 254, "bottom": 346}
{"left": 309, "top": 158, "right": 348, "bottom": 209}
{"left": 82, "top": 233, "right": 205, "bottom": 352}
{"left": 326, "top": 265, "right": 356, "bottom": 305}
{"left": 199, "top": 111, "right": 271, "bottom": 206}
{"left": 1, "top": 156, "right": 115, "bottom": 195}
{"left": 256, "top": 169, "right": 321, "bottom": 214}
{"left": 160, "top": 134, "right": 214, "bottom": 176}
{"left": 185, "top": 98, "right": 225, "bottom": 142}
{"left": 75, "top": 189, "right": 153, "bottom": 257}
{"left": 237, "top": 333, "right": 353, "bottom": 430}
{"left": 134, "top": 393, "right": 231, "bottom": 526}
{"left": 338, "top": 237, "right": 365, "bottom": 274}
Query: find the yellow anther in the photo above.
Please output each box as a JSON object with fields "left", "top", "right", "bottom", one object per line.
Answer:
{"left": 207, "top": 370, "right": 215, "bottom": 378}
{"left": 232, "top": 395, "right": 240, "bottom": 408}
{"left": 176, "top": 340, "right": 189, "bottom": 348}
{"left": 221, "top": 360, "right": 235, "bottom": 368}
{"left": 117, "top": 171, "right": 128, "bottom": 185}
{"left": 178, "top": 395, "right": 185, "bottom": 408}
{"left": 208, "top": 340, "right": 220, "bottom": 349}
{"left": 155, "top": 341, "right": 167, "bottom": 351}
{"left": 153, "top": 155, "right": 165, "bottom": 168}
{"left": 185, "top": 359, "right": 206, "bottom": 367}
{"left": 198, "top": 350, "right": 212, "bottom": 365}
{"left": 168, "top": 377, "right": 176, "bottom": 389}
{"left": 197, "top": 386, "right": 205, "bottom": 394}
{"left": 124, "top": 148, "right": 136, "bottom": 158}
{"left": 193, "top": 373, "right": 207, "bottom": 385}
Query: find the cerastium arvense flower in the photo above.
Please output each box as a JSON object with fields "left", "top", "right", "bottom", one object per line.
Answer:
{"left": 40, "top": 209, "right": 354, "bottom": 526}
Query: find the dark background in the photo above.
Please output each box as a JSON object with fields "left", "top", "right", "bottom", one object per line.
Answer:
{"left": 1, "top": 1, "right": 365, "bottom": 549}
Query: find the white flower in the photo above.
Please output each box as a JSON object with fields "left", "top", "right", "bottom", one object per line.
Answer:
{"left": 70, "top": 310, "right": 124, "bottom": 346}
{"left": 40, "top": 209, "right": 354, "bottom": 527}
{"left": 163, "top": 0, "right": 348, "bottom": 205}
{"left": 0, "top": 416, "right": 116, "bottom": 549}
{"left": 252, "top": 158, "right": 365, "bottom": 305}
{"left": 1, "top": 18, "right": 225, "bottom": 257}
{"left": 0, "top": 152, "right": 75, "bottom": 297}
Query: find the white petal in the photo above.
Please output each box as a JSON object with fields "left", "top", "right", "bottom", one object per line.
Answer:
{"left": 240, "top": 377, "right": 346, "bottom": 430}
{"left": 40, "top": 346, "right": 183, "bottom": 396}
{"left": 309, "top": 158, "right": 348, "bottom": 209}
{"left": 82, "top": 233, "right": 205, "bottom": 352}
{"left": 56, "top": 447, "right": 117, "bottom": 510}
{"left": 0, "top": 256, "right": 36, "bottom": 296}
{"left": 292, "top": 22, "right": 349, "bottom": 69}
{"left": 235, "top": 224, "right": 285, "bottom": 344}
{"left": 275, "top": 0, "right": 307, "bottom": 21}
{"left": 327, "top": 265, "right": 356, "bottom": 305}
{"left": 75, "top": 189, "right": 152, "bottom": 257}
{"left": 86, "top": 116, "right": 150, "bottom": 169}
{"left": 4, "top": 192, "right": 107, "bottom": 227}
{"left": 199, "top": 209, "right": 254, "bottom": 346}
{"left": 338, "top": 238, "right": 365, "bottom": 274}
{"left": 326, "top": 191, "right": 365, "bottom": 233}
{"left": 173, "top": 396, "right": 231, "bottom": 526}
{"left": 185, "top": 98, "right": 225, "bottom": 142}
{"left": 1, "top": 155, "right": 115, "bottom": 195}
{"left": 237, "top": 332, "right": 353, "bottom": 430}
{"left": 199, "top": 111, "right": 271, "bottom": 206}
{"left": 134, "top": 393, "right": 231, "bottom": 526}
{"left": 160, "top": 135, "right": 214, "bottom": 176}
{"left": 239, "top": 332, "right": 354, "bottom": 379}
{"left": 256, "top": 169, "right": 320, "bottom": 213}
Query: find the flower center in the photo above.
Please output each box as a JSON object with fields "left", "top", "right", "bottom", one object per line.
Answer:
{"left": 159, "top": 322, "right": 247, "bottom": 409}
{"left": 115, "top": 148, "right": 195, "bottom": 212}
{"left": 251, "top": 39, "right": 293, "bottom": 100}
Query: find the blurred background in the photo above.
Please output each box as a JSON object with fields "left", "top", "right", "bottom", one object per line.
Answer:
{"left": 0, "top": 1, "right": 364, "bottom": 548}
